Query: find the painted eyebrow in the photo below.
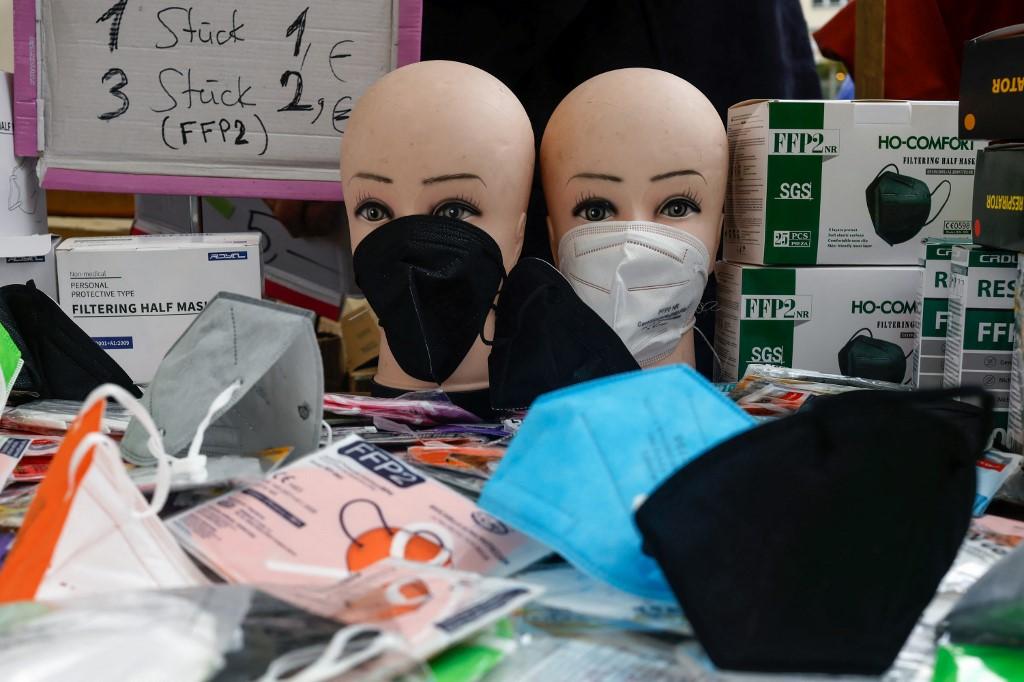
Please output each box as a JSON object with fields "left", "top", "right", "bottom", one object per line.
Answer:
{"left": 351, "top": 172, "right": 393, "bottom": 184}
{"left": 567, "top": 172, "right": 623, "bottom": 184}
{"left": 650, "top": 169, "right": 706, "bottom": 183}
{"left": 422, "top": 173, "right": 487, "bottom": 187}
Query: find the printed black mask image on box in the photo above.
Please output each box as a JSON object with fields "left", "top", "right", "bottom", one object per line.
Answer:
{"left": 838, "top": 328, "right": 909, "bottom": 384}
{"left": 866, "top": 164, "right": 951, "bottom": 246}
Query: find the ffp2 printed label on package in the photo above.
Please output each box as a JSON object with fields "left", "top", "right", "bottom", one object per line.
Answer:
{"left": 725, "top": 100, "right": 981, "bottom": 265}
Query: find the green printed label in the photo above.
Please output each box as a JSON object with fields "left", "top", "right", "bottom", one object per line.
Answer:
{"left": 0, "top": 326, "right": 22, "bottom": 395}
{"left": 738, "top": 268, "right": 797, "bottom": 377}
{"left": 964, "top": 308, "right": 1015, "bottom": 350}
{"left": 922, "top": 298, "right": 950, "bottom": 337}
{"left": 768, "top": 102, "right": 825, "bottom": 130}
{"left": 995, "top": 410, "right": 1009, "bottom": 431}
{"left": 969, "top": 249, "right": 1018, "bottom": 268}
{"left": 925, "top": 242, "right": 957, "bottom": 261}
{"left": 764, "top": 103, "right": 826, "bottom": 265}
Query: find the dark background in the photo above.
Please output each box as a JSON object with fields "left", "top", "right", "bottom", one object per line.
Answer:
{"left": 421, "top": 0, "right": 822, "bottom": 376}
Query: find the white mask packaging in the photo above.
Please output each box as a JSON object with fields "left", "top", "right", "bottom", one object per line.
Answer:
{"left": 558, "top": 221, "right": 710, "bottom": 366}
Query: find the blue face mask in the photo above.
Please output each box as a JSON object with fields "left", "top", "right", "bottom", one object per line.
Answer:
{"left": 479, "top": 365, "right": 754, "bottom": 602}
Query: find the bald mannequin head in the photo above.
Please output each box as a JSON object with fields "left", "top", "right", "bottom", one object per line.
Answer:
{"left": 540, "top": 69, "right": 727, "bottom": 368}
{"left": 343, "top": 60, "right": 534, "bottom": 273}
{"left": 541, "top": 68, "right": 727, "bottom": 263}
{"left": 341, "top": 61, "right": 535, "bottom": 393}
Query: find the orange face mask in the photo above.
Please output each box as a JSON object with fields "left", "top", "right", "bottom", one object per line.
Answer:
{"left": 339, "top": 498, "right": 454, "bottom": 573}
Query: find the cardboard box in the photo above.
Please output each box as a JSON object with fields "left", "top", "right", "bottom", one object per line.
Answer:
{"left": 0, "top": 235, "right": 59, "bottom": 300}
{"left": 56, "top": 234, "right": 262, "bottom": 383}
{"left": 959, "top": 25, "right": 1024, "bottom": 140}
{"left": 347, "top": 367, "right": 376, "bottom": 395}
{"left": 913, "top": 238, "right": 969, "bottom": 388}
{"left": 725, "top": 100, "right": 980, "bottom": 265}
{"left": 134, "top": 195, "right": 351, "bottom": 319}
{"left": 714, "top": 262, "right": 921, "bottom": 382}
{"left": 944, "top": 245, "right": 1018, "bottom": 438}
{"left": 1008, "top": 260, "right": 1024, "bottom": 453}
{"left": 971, "top": 144, "right": 1024, "bottom": 251}
{"left": 340, "top": 296, "right": 379, "bottom": 374}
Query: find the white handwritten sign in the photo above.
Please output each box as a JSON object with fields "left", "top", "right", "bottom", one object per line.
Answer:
{"left": 15, "top": 0, "right": 421, "bottom": 199}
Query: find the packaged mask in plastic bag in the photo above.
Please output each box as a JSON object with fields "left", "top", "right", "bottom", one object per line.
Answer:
{"left": 171, "top": 435, "right": 550, "bottom": 584}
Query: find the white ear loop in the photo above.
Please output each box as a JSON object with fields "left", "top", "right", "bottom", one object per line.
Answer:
{"left": 390, "top": 523, "right": 455, "bottom": 567}
{"left": 258, "top": 626, "right": 400, "bottom": 682}
{"left": 384, "top": 574, "right": 466, "bottom": 636}
{"left": 82, "top": 384, "right": 173, "bottom": 517}
{"left": 384, "top": 576, "right": 433, "bottom": 609}
{"left": 81, "top": 380, "right": 245, "bottom": 517}
{"left": 67, "top": 432, "right": 120, "bottom": 496}
{"left": 183, "top": 379, "right": 244, "bottom": 474}
{"left": 66, "top": 431, "right": 168, "bottom": 520}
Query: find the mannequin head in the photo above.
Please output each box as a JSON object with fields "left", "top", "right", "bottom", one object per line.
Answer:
{"left": 541, "top": 68, "right": 727, "bottom": 368}
{"left": 342, "top": 60, "right": 534, "bottom": 393}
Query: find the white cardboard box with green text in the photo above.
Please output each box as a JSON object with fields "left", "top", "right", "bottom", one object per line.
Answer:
{"left": 725, "top": 100, "right": 981, "bottom": 265}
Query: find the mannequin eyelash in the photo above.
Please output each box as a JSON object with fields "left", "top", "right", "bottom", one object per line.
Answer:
{"left": 452, "top": 194, "right": 481, "bottom": 211}
{"left": 572, "top": 194, "right": 615, "bottom": 214}
{"left": 673, "top": 188, "right": 702, "bottom": 209}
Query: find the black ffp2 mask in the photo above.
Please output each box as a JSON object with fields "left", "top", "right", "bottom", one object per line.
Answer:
{"left": 0, "top": 281, "right": 140, "bottom": 400}
{"left": 353, "top": 215, "right": 505, "bottom": 385}
{"left": 866, "top": 164, "right": 952, "bottom": 246}
{"left": 488, "top": 258, "right": 639, "bottom": 411}
{"left": 635, "top": 387, "right": 993, "bottom": 676}
{"left": 838, "top": 328, "right": 908, "bottom": 384}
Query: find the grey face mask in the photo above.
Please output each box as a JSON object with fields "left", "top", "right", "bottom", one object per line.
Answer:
{"left": 121, "top": 293, "right": 323, "bottom": 465}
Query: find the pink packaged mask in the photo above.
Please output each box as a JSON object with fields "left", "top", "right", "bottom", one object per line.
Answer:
{"left": 170, "top": 435, "right": 548, "bottom": 584}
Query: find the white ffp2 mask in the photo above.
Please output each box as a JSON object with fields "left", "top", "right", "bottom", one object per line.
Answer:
{"left": 558, "top": 221, "right": 710, "bottom": 366}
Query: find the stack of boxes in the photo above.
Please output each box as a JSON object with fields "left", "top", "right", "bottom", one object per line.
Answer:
{"left": 715, "top": 99, "right": 979, "bottom": 387}
{"left": 942, "top": 244, "right": 1017, "bottom": 437}
{"left": 959, "top": 26, "right": 1024, "bottom": 451}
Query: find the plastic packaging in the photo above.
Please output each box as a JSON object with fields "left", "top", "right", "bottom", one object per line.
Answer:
{"left": 324, "top": 392, "right": 482, "bottom": 427}
{"left": 0, "top": 585, "right": 426, "bottom": 682}
{"left": 1, "top": 400, "right": 130, "bottom": 435}
{"left": 424, "top": 620, "right": 518, "bottom": 682}
{"left": 517, "top": 564, "right": 688, "bottom": 635}
{"left": 730, "top": 363, "right": 910, "bottom": 418}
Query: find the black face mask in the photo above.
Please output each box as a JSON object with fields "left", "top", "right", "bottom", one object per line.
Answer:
{"left": 0, "top": 281, "right": 140, "bottom": 400}
{"left": 866, "top": 164, "right": 952, "bottom": 246}
{"left": 635, "top": 387, "right": 993, "bottom": 676}
{"left": 488, "top": 258, "right": 639, "bottom": 411}
{"left": 838, "top": 328, "right": 909, "bottom": 384}
{"left": 353, "top": 215, "right": 505, "bottom": 385}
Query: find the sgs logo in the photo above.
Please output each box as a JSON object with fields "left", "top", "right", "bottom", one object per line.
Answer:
{"left": 777, "top": 181, "right": 813, "bottom": 200}
{"left": 749, "top": 346, "right": 785, "bottom": 363}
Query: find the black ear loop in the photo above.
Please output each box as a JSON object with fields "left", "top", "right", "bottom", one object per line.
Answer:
{"left": 339, "top": 499, "right": 393, "bottom": 547}
{"left": 924, "top": 180, "right": 953, "bottom": 227}
{"left": 903, "top": 346, "right": 916, "bottom": 385}
{"left": 874, "top": 163, "right": 900, "bottom": 181}
{"left": 845, "top": 327, "right": 874, "bottom": 344}
{"left": 478, "top": 264, "right": 509, "bottom": 347}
